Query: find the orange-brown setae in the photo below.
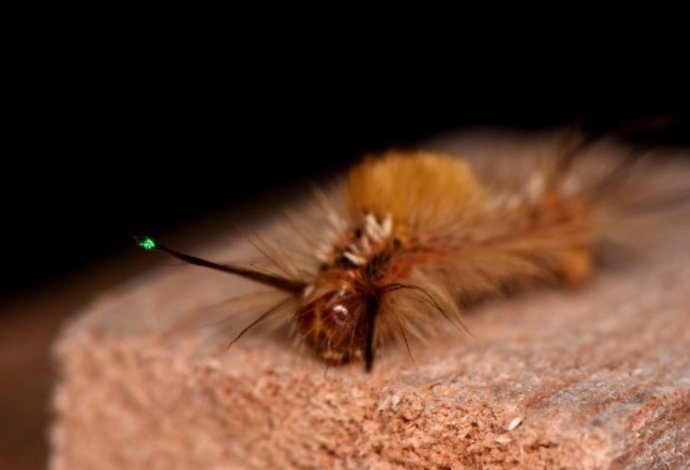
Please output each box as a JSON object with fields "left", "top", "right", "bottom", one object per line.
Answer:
{"left": 142, "top": 143, "right": 687, "bottom": 371}
{"left": 291, "top": 152, "right": 594, "bottom": 370}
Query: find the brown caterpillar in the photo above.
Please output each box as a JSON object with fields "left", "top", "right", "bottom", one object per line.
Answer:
{"left": 137, "top": 133, "right": 688, "bottom": 371}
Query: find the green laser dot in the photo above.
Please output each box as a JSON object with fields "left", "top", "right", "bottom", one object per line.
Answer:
{"left": 138, "top": 237, "right": 157, "bottom": 251}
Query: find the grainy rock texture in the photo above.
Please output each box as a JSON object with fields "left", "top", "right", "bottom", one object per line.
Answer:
{"left": 51, "top": 135, "right": 690, "bottom": 469}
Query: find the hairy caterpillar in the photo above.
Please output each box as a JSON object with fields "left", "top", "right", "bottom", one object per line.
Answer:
{"left": 137, "top": 132, "right": 688, "bottom": 372}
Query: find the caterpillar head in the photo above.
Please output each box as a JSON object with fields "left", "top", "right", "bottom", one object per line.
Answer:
{"left": 297, "top": 279, "right": 380, "bottom": 370}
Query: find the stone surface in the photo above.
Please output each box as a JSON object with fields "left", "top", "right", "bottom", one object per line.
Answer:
{"left": 51, "top": 134, "right": 690, "bottom": 469}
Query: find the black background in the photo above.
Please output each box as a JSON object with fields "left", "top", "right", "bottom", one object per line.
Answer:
{"left": 3, "top": 62, "right": 689, "bottom": 300}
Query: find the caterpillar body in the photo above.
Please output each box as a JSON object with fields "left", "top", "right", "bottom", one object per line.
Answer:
{"left": 138, "top": 134, "right": 687, "bottom": 371}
